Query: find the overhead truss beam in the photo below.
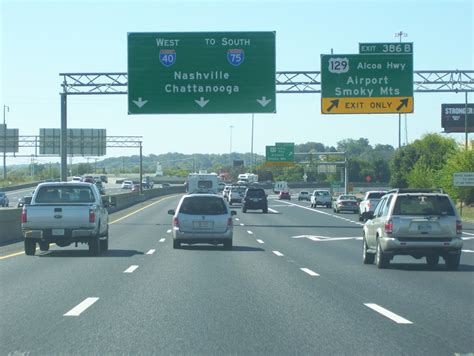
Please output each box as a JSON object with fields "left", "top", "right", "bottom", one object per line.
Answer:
{"left": 60, "top": 70, "right": 474, "bottom": 95}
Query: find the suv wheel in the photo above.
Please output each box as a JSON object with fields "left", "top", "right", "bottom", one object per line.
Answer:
{"left": 24, "top": 239, "right": 36, "bottom": 256}
{"left": 375, "top": 239, "right": 389, "bottom": 269}
{"left": 426, "top": 255, "right": 439, "bottom": 267}
{"left": 263, "top": 207, "right": 268, "bottom": 213}
{"left": 242, "top": 207, "right": 247, "bottom": 213}
{"left": 362, "top": 237, "right": 375, "bottom": 264}
{"left": 173, "top": 239, "right": 180, "bottom": 249}
{"left": 445, "top": 253, "right": 460, "bottom": 270}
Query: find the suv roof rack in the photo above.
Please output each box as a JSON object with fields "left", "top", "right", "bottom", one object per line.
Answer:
{"left": 386, "top": 188, "right": 444, "bottom": 194}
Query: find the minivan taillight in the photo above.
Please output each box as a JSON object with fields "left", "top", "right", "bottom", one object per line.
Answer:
{"left": 384, "top": 219, "right": 393, "bottom": 234}
{"left": 21, "top": 209, "right": 27, "bottom": 223}
{"left": 89, "top": 209, "right": 95, "bottom": 223}
{"left": 173, "top": 217, "right": 180, "bottom": 227}
{"left": 228, "top": 218, "right": 233, "bottom": 228}
{"left": 456, "top": 220, "right": 462, "bottom": 235}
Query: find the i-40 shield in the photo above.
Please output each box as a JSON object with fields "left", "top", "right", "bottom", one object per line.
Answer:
{"left": 227, "top": 49, "right": 245, "bottom": 66}
{"left": 159, "top": 49, "right": 176, "bottom": 67}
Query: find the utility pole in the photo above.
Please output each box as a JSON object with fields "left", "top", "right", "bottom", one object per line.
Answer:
{"left": 250, "top": 114, "right": 254, "bottom": 173}
{"left": 3, "top": 105, "right": 9, "bottom": 180}
{"left": 394, "top": 31, "right": 408, "bottom": 149}
{"left": 229, "top": 125, "right": 234, "bottom": 166}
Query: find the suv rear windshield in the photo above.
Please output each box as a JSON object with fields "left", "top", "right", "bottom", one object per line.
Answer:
{"left": 35, "top": 186, "right": 95, "bottom": 203}
{"left": 367, "top": 192, "right": 387, "bottom": 199}
{"left": 179, "top": 196, "right": 228, "bottom": 215}
{"left": 317, "top": 191, "right": 330, "bottom": 196}
{"left": 246, "top": 189, "right": 265, "bottom": 197}
{"left": 393, "top": 195, "right": 455, "bottom": 216}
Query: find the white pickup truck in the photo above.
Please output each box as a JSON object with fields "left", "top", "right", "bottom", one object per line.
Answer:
{"left": 21, "top": 182, "right": 113, "bottom": 256}
{"left": 310, "top": 190, "right": 332, "bottom": 208}
{"left": 358, "top": 190, "right": 387, "bottom": 221}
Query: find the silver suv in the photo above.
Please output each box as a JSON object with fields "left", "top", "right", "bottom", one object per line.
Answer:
{"left": 362, "top": 189, "right": 462, "bottom": 270}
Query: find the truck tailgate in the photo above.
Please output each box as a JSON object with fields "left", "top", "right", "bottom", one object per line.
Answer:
{"left": 24, "top": 205, "right": 94, "bottom": 229}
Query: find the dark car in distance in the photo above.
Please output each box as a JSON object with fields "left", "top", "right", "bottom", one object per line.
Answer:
{"left": 242, "top": 188, "right": 268, "bottom": 213}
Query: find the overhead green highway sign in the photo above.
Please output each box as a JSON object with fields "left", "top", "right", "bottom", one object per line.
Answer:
{"left": 265, "top": 142, "right": 294, "bottom": 166}
{"left": 128, "top": 31, "right": 276, "bottom": 114}
{"left": 321, "top": 53, "right": 413, "bottom": 114}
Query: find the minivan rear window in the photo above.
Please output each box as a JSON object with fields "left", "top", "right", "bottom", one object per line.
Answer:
{"left": 179, "top": 196, "right": 228, "bottom": 215}
{"left": 393, "top": 196, "right": 455, "bottom": 216}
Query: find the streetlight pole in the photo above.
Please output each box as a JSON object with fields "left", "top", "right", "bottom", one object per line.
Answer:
{"left": 229, "top": 125, "right": 234, "bottom": 166}
{"left": 250, "top": 114, "right": 254, "bottom": 173}
{"left": 394, "top": 31, "right": 407, "bottom": 149}
{"left": 3, "top": 105, "right": 9, "bottom": 181}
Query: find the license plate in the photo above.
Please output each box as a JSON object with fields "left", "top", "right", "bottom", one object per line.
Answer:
{"left": 418, "top": 224, "right": 431, "bottom": 233}
{"left": 52, "top": 229, "right": 65, "bottom": 236}
{"left": 193, "top": 221, "right": 212, "bottom": 229}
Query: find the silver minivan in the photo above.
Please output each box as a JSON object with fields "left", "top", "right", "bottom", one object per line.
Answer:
{"left": 363, "top": 189, "right": 463, "bottom": 269}
{"left": 168, "top": 194, "right": 237, "bottom": 249}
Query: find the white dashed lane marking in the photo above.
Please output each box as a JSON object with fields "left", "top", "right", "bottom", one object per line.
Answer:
{"left": 240, "top": 223, "right": 245, "bottom": 226}
{"left": 364, "top": 303, "right": 413, "bottom": 324}
{"left": 247, "top": 230, "right": 254, "bottom": 235}
{"left": 235, "top": 218, "right": 240, "bottom": 221}
{"left": 462, "top": 249, "right": 474, "bottom": 253}
{"left": 166, "top": 229, "right": 172, "bottom": 234}
{"left": 123, "top": 265, "right": 139, "bottom": 273}
{"left": 256, "top": 239, "right": 264, "bottom": 244}
{"left": 272, "top": 250, "right": 284, "bottom": 257}
{"left": 268, "top": 208, "right": 279, "bottom": 213}
{"left": 300, "top": 268, "right": 319, "bottom": 277}
{"left": 146, "top": 249, "right": 156, "bottom": 255}
{"left": 159, "top": 238, "right": 166, "bottom": 242}
{"left": 64, "top": 298, "right": 99, "bottom": 317}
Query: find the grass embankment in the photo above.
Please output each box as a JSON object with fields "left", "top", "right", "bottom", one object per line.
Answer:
{"left": 458, "top": 203, "right": 474, "bottom": 222}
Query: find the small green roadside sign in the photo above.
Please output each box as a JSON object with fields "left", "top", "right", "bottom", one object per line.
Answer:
{"left": 128, "top": 32, "right": 276, "bottom": 114}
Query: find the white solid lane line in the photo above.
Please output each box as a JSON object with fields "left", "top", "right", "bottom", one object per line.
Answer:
{"left": 268, "top": 208, "right": 279, "bottom": 213}
{"left": 300, "top": 268, "right": 319, "bottom": 277}
{"left": 247, "top": 230, "right": 254, "bottom": 235}
{"left": 64, "top": 297, "right": 99, "bottom": 316}
{"left": 273, "top": 250, "right": 284, "bottom": 257}
{"left": 123, "top": 265, "right": 139, "bottom": 273}
{"left": 364, "top": 303, "right": 413, "bottom": 324}
{"left": 146, "top": 249, "right": 156, "bottom": 255}
{"left": 256, "top": 239, "right": 264, "bottom": 244}
{"left": 462, "top": 249, "right": 474, "bottom": 253}
{"left": 462, "top": 231, "right": 474, "bottom": 236}
{"left": 159, "top": 238, "right": 166, "bottom": 242}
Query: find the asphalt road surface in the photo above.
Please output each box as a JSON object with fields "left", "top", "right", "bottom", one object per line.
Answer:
{"left": 1, "top": 193, "right": 473, "bottom": 355}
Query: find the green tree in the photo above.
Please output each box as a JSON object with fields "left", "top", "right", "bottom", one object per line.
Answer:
{"left": 407, "top": 160, "right": 436, "bottom": 188}
{"left": 437, "top": 149, "right": 474, "bottom": 204}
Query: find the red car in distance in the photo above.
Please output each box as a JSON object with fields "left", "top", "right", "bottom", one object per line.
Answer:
{"left": 279, "top": 191, "right": 291, "bottom": 200}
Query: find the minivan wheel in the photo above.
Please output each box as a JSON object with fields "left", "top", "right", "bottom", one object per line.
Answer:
{"left": 24, "top": 239, "right": 36, "bottom": 256}
{"left": 362, "top": 238, "right": 375, "bottom": 264}
{"left": 426, "top": 255, "right": 439, "bottom": 266}
{"left": 376, "top": 239, "right": 389, "bottom": 269}
{"left": 445, "top": 253, "right": 460, "bottom": 270}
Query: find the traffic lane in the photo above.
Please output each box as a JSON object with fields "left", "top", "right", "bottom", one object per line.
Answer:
{"left": 0, "top": 194, "right": 182, "bottom": 355}
{"left": 21, "top": 213, "right": 454, "bottom": 355}
{"left": 236, "top": 200, "right": 474, "bottom": 351}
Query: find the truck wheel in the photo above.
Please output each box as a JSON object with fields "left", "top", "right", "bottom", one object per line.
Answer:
{"left": 39, "top": 241, "right": 50, "bottom": 251}
{"left": 223, "top": 239, "right": 233, "bottom": 250}
{"left": 24, "top": 239, "right": 36, "bottom": 256}
{"left": 263, "top": 207, "right": 268, "bottom": 213}
{"left": 358, "top": 215, "right": 363, "bottom": 222}
{"left": 100, "top": 227, "right": 109, "bottom": 252}
{"left": 426, "top": 255, "right": 439, "bottom": 267}
{"left": 445, "top": 253, "right": 460, "bottom": 270}
{"left": 88, "top": 236, "right": 101, "bottom": 256}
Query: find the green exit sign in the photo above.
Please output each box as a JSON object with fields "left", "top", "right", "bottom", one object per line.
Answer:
{"left": 265, "top": 142, "right": 294, "bottom": 166}
{"left": 128, "top": 32, "right": 276, "bottom": 114}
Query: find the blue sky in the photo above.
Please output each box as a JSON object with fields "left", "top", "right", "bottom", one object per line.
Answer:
{"left": 1, "top": 0, "right": 473, "bottom": 165}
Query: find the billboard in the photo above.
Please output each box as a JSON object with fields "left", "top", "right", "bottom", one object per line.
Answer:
{"left": 441, "top": 104, "right": 474, "bottom": 133}
{"left": 40, "top": 129, "right": 106, "bottom": 156}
